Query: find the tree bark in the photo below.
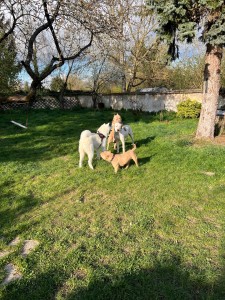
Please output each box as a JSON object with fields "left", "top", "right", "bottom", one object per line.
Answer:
{"left": 59, "top": 82, "right": 67, "bottom": 109}
{"left": 196, "top": 44, "right": 223, "bottom": 139}
{"left": 92, "top": 91, "right": 98, "bottom": 109}
{"left": 121, "top": 73, "right": 127, "bottom": 92}
{"left": 25, "top": 80, "right": 40, "bottom": 106}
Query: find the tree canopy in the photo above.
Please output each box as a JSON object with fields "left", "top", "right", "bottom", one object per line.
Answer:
{"left": 149, "top": 0, "right": 225, "bottom": 59}
{"left": 0, "top": 17, "right": 20, "bottom": 94}
{"left": 0, "top": 0, "right": 121, "bottom": 102}
{"left": 150, "top": 0, "right": 225, "bottom": 139}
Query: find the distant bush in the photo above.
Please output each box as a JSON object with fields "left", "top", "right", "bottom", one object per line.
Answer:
{"left": 177, "top": 99, "right": 201, "bottom": 118}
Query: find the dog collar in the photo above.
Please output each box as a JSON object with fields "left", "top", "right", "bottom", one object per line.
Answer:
{"left": 97, "top": 131, "right": 105, "bottom": 140}
{"left": 97, "top": 131, "right": 106, "bottom": 149}
{"left": 110, "top": 154, "right": 115, "bottom": 162}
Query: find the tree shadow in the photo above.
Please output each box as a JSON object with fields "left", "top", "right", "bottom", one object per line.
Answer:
{"left": 138, "top": 155, "right": 154, "bottom": 166}
{"left": 2, "top": 257, "right": 225, "bottom": 300}
{"left": 109, "top": 135, "right": 155, "bottom": 152}
{"left": 0, "top": 108, "right": 162, "bottom": 164}
{"left": 0, "top": 182, "right": 41, "bottom": 240}
{"left": 136, "top": 135, "right": 156, "bottom": 147}
{"left": 66, "top": 262, "right": 225, "bottom": 300}
{"left": 0, "top": 182, "right": 85, "bottom": 240}
{"left": 0, "top": 110, "right": 94, "bottom": 163}
{"left": 0, "top": 268, "right": 65, "bottom": 300}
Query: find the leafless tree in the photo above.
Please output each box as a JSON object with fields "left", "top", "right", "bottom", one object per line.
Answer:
{"left": 90, "top": 0, "right": 167, "bottom": 92}
{"left": 0, "top": 0, "right": 28, "bottom": 43}
{"left": 0, "top": 0, "right": 121, "bottom": 103}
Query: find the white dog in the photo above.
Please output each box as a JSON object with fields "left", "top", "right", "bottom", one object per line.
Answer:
{"left": 113, "top": 122, "right": 134, "bottom": 153}
{"left": 79, "top": 123, "right": 111, "bottom": 169}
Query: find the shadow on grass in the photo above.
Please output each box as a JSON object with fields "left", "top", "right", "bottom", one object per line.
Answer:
{"left": 0, "top": 108, "right": 170, "bottom": 164}
{"left": 2, "top": 259, "right": 225, "bottom": 300}
{"left": 138, "top": 156, "right": 154, "bottom": 166}
{"left": 0, "top": 109, "right": 128, "bottom": 163}
{"left": 1, "top": 268, "right": 66, "bottom": 300}
{"left": 0, "top": 113, "right": 82, "bottom": 163}
{"left": 0, "top": 183, "right": 84, "bottom": 240}
{"left": 0, "top": 184, "right": 41, "bottom": 240}
{"left": 108, "top": 136, "right": 155, "bottom": 154}
{"left": 66, "top": 264, "right": 225, "bottom": 300}
{"left": 136, "top": 136, "right": 156, "bottom": 147}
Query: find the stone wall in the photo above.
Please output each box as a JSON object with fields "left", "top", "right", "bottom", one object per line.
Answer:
{"left": 100, "top": 91, "right": 204, "bottom": 112}
{"left": 73, "top": 90, "right": 225, "bottom": 112}
{"left": 1, "top": 90, "right": 225, "bottom": 112}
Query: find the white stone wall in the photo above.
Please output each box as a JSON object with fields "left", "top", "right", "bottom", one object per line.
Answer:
{"left": 37, "top": 91, "right": 225, "bottom": 112}
{"left": 77, "top": 91, "right": 205, "bottom": 112}
{"left": 78, "top": 95, "right": 93, "bottom": 108}
{"left": 75, "top": 91, "right": 225, "bottom": 111}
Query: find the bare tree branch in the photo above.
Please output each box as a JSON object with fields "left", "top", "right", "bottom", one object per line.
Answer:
{"left": 42, "top": 0, "right": 64, "bottom": 63}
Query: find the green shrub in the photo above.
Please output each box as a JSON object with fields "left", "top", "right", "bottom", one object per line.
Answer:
{"left": 177, "top": 99, "right": 201, "bottom": 118}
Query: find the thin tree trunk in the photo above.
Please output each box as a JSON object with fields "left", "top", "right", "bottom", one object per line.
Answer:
{"left": 59, "top": 60, "right": 74, "bottom": 109}
{"left": 25, "top": 80, "right": 40, "bottom": 106}
{"left": 196, "top": 44, "right": 223, "bottom": 139}
{"left": 59, "top": 82, "right": 67, "bottom": 109}
{"left": 121, "top": 73, "right": 127, "bottom": 92}
{"left": 92, "top": 91, "right": 98, "bottom": 109}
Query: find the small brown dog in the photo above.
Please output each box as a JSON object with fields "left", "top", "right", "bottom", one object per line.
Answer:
{"left": 107, "top": 113, "right": 122, "bottom": 150}
{"left": 100, "top": 144, "right": 138, "bottom": 173}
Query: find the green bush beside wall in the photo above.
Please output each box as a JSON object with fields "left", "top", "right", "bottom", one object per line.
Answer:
{"left": 177, "top": 99, "right": 201, "bottom": 118}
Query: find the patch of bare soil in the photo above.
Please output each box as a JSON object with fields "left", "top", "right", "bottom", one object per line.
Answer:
{"left": 0, "top": 250, "right": 11, "bottom": 258}
{"left": 1, "top": 264, "right": 22, "bottom": 286}
{"left": 193, "top": 135, "right": 225, "bottom": 147}
{"left": 8, "top": 236, "right": 21, "bottom": 246}
{"left": 21, "top": 240, "right": 39, "bottom": 257}
{"left": 214, "top": 135, "right": 225, "bottom": 145}
{"left": 1, "top": 238, "right": 40, "bottom": 286}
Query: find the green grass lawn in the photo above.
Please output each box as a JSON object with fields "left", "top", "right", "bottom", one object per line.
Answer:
{"left": 0, "top": 108, "right": 225, "bottom": 300}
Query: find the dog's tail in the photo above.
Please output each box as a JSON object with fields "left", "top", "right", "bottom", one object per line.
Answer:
{"left": 132, "top": 143, "right": 136, "bottom": 151}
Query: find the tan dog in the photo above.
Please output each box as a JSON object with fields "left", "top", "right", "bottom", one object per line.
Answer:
{"left": 100, "top": 144, "right": 138, "bottom": 173}
{"left": 107, "top": 113, "right": 122, "bottom": 150}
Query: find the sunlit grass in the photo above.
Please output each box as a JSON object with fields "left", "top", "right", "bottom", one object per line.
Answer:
{"left": 0, "top": 108, "right": 225, "bottom": 299}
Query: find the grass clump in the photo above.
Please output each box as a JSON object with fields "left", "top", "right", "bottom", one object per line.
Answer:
{"left": 0, "top": 108, "right": 225, "bottom": 299}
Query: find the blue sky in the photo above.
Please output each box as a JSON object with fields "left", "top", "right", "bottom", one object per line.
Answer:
{"left": 18, "top": 40, "right": 205, "bottom": 88}
{"left": 18, "top": 58, "right": 91, "bottom": 88}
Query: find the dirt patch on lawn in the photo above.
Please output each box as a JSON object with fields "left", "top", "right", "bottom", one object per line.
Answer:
{"left": 21, "top": 240, "right": 39, "bottom": 257}
{"left": 0, "top": 250, "right": 11, "bottom": 258}
{"left": 193, "top": 135, "right": 225, "bottom": 147}
{"left": 1, "top": 264, "right": 22, "bottom": 286}
{"left": 1, "top": 238, "right": 40, "bottom": 286}
{"left": 8, "top": 236, "right": 21, "bottom": 246}
{"left": 214, "top": 135, "right": 225, "bottom": 145}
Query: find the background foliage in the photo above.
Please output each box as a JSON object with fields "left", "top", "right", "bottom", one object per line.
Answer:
{"left": 177, "top": 99, "right": 202, "bottom": 118}
{"left": 0, "top": 17, "right": 20, "bottom": 94}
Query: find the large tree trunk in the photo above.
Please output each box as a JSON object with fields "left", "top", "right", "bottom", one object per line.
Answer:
{"left": 196, "top": 44, "right": 223, "bottom": 139}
